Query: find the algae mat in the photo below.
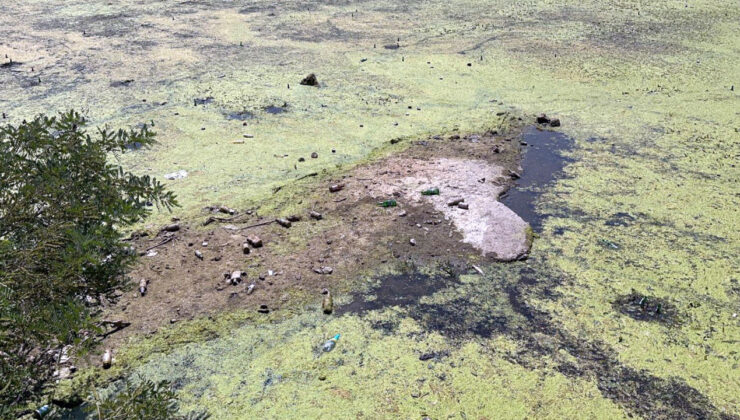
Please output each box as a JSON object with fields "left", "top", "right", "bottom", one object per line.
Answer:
{"left": 3, "top": 0, "right": 739, "bottom": 418}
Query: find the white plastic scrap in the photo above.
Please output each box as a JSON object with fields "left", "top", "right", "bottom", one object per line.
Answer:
{"left": 164, "top": 170, "right": 188, "bottom": 180}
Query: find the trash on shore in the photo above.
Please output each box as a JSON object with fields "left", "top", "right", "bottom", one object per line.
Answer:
{"left": 258, "top": 304, "right": 269, "bottom": 313}
{"left": 536, "top": 113, "right": 550, "bottom": 124}
{"left": 322, "top": 289, "right": 333, "bottom": 314}
{"left": 458, "top": 202, "right": 469, "bottom": 210}
{"left": 229, "top": 271, "right": 243, "bottom": 285}
{"left": 447, "top": 198, "right": 464, "bottom": 206}
{"left": 242, "top": 243, "right": 251, "bottom": 254}
{"left": 421, "top": 187, "right": 440, "bottom": 196}
{"left": 409, "top": 238, "right": 417, "bottom": 246}
{"left": 322, "top": 334, "right": 340, "bottom": 352}
{"left": 287, "top": 215, "right": 302, "bottom": 222}
{"left": 276, "top": 218, "right": 292, "bottom": 228}
{"left": 195, "top": 250, "right": 204, "bottom": 260}
{"left": 33, "top": 404, "right": 51, "bottom": 419}
{"left": 164, "top": 169, "right": 188, "bottom": 180}
{"left": 246, "top": 283, "right": 255, "bottom": 294}
{"left": 378, "top": 199, "right": 397, "bottom": 207}
{"left": 309, "top": 211, "right": 323, "bottom": 220}
{"left": 102, "top": 349, "right": 112, "bottom": 369}
{"left": 329, "top": 183, "right": 345, "bottom": 193}
{"left": 138, "top": 278, "right": 148, "bottom": 296}
{"left": 162, "top": 223, "right": 180, "bottom": 232}
{"left": 247, "top": 235, "right": 263, "bottom": 247}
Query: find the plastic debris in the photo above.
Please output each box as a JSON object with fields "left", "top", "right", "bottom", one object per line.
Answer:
{"left": 322, "top": 334, "right": 340, "bottom": 352}
{"left": 421, "top": 187, "right": 440, "bottom": 196}
{"left": 378, "top": 199, "right": 397, "bottom": 207}
{"left": 164, "top": 169, "right": 188, "bottom": 180}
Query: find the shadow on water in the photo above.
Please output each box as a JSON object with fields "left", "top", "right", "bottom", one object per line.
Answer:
{"left": 501, "top": 126, "right": 574, "bottom": 232}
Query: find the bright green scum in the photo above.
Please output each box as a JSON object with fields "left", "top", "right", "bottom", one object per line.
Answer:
{"left": 2, "top": 0, "right": 738, "bottom": 417}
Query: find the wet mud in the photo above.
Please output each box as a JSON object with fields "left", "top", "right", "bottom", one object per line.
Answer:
{"left": 501, "top": 126, "right": 574, "bottom": 232}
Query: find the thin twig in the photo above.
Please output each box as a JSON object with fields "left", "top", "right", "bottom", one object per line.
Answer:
{"left": 238, "top": 220, "right": 275, "bottom": 231}
{"left": 145, "top": 236, "right": 174, "bottom": 251}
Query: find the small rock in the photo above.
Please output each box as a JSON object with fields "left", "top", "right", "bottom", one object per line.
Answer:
{"left": 300, "top": 73, "right": 319, "bottom": 86}
{"left": 409, "top": 238, "right": 416, "bottom": 246}
{"left": 311, "top": 152, "right": 318, "bottom": 159}
{"left": 322, "top": 266, "right": 333, "bottom": 275}
{"left": 247, "top": 235, "right": 263, "bottom": 247}
{"left": 550, "top": 118, "right": 561, "bottom": 127}
{"left": 170, "top": 318, "right": 178, "bottom": 324}
{"left": 329, "top": 184, "right": 345, "bottom": 193}
{"left": 309, "top": 211, "right": 323, "bottom": 220}
{"left": 276, "top": 218, "right": 292, "bottom": 228}
{"left": 508, "top": 169, "right": 521, "bottom": 179}
{"left": 536, "top": 113, "right": 550, "bottom": 124}
{"left": 298, "top": 157, "right": 305, "bottom": 162}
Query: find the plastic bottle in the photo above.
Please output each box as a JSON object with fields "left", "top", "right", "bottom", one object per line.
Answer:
{"left": 377, "top": 199, "right": 397, "bottom": 207}
{"left": 322, "top": 334, "right": 341, "bottom": 352}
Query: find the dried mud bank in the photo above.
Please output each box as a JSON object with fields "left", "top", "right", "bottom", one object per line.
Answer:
{"left": 97, "top": 126, "right": 531, "bottom": 352}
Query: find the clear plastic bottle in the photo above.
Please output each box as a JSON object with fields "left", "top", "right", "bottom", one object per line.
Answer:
{"left": 322, "top": 334, "right": 341, "bottom": 352}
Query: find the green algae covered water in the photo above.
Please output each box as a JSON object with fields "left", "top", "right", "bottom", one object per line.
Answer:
{"left": 4, "top": 0, "right": 738, "bottom": 418}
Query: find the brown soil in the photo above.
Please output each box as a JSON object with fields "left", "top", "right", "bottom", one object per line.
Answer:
{"left": 100, "top": 128, "right": 526, "bottom": 350}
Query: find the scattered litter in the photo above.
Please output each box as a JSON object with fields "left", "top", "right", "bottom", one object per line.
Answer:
{"left": 164, "top": 170, "right": 188, "bottom": 180}
{"left": 409, "top": 238, "right": 417, "bottom": 246}
{"left": 202, "top": 241, "right": 208, "bottom": 247}
{"left": 421, "top": 187, "right": 440, "bottom": 196}
{"left": 598, "top": 238, "right": 620, "bottom": 250}
{"left": 258, "top": 304, "right": 269, "bottom": 313}
{"left": 507, "top": 169, "right": 521, "bottom": 179}
{"left": 276, "top": 218, "right": 292, "bottom": 228}
{"left": 102, "top": 349, "right": 112, "bottom": 369}
{"left": 311, "top": 152, "right": 318, "bottom": 159}
{"left": 242, "top": 243, "right": 251, "bottom": 254}
{"left": 550, "top": 118, "right": 561, "bottom": 127}
{"left": 472, "top": 265, "right": 485, "bottom": 275}
{"left": 378, "top": 199, "right": 397, "bottom": 207}
{"left": 398, "top": 210, "right": 408, "bottom": 217}
{"left": 138, "top": 279, "right": 148, "bottom": 296}
{"left": 322, "top": 334, "right": 340, "bottom": 352}
{"left": 232, "top": 139, "right": 244, "bottom": 144}
{"left": 329, "top": 184, "right": 345, "bottom": 193}
{"left": 314, "top": 266, "right": 333, "bottom": 275}
{"left": 34, "top": 405, "right": 51, "bottom": 419}
{"left": 247, "top": 235, "right": 263, "bottom": 247}
{"left": 194, "top": 250, "right": 204, "bottom": 260}
{"left": 229, "top": 271, "right": 243, "bottom": 285}
{"left": 145, "top": 250, "right": 158, "bottom": 257}
{"left": 458, "top": 202, "right": 469, "bottom": 210}
{"left": 287, "top": 215, "right": 302, "bottom": 222}
{"left": 447, "top": 198, "right": 464, "bottom": 206}
{"left": 162, "top": 223, "right": 180, "bottom": 232}
{"left": 246, "top": 284, "right": 255, "bottom": 294}
{"left": 310, "top": 211, "right": 323, "bottom": 220}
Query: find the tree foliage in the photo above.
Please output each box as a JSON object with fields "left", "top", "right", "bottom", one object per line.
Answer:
{"left": 0, "top": 111, "right": 177, "bottom": 416}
